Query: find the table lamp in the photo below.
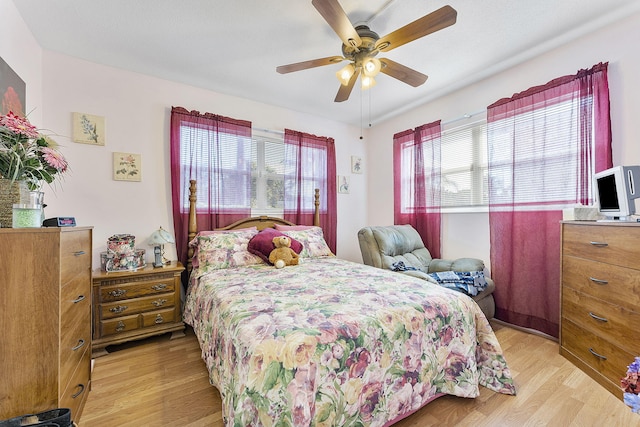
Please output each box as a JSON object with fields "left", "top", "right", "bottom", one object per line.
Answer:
{"left": 148, "top": 226, "right": 175, "bottom": 267}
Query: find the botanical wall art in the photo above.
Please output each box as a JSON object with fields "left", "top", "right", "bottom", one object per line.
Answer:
{"left": 338, "top": 175, "right": 350, "bottom": 194}
{"left": 113, "top": 152, "right": 141, "bottom": 182}
{"left": 351, "top": 156, "right": 363, "bottom": 174}
{"left": 72, "top": 112, "right": 105, "bottom": 145}
{"left": 0, "top": 56, "right": 26, "bottom": 116}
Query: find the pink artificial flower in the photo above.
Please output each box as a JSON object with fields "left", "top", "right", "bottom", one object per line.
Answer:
{"left": 41, "top": 147, "right": 68, "bottom": 172}
{"left": 0, "top": 111, "right": 39, "bottom": 138}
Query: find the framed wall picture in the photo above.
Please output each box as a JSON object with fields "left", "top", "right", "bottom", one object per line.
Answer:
{"left": 351, "top": 156, "right": 363, "bottom": 174}
{"left": 72, "top": 112, "right": 106, "bottom": 145}
{"left": 113, "top": 152, "right": 142, "bottom": 182}
{"left": 338, "top": 175, "right": 350, "bottom": 194}
{"left": 0, "top": 56, "right": 26, "bottom": 116}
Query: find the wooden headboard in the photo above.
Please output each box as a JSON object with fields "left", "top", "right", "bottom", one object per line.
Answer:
{"left": 187, "top": 179, "right": 320, "bottom": 272}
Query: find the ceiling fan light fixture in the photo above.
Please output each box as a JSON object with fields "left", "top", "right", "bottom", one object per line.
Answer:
{"left": 361, "top": 75, "right": 376, "bottom": 90}
{"left": 362, "top": 57, "right": 381, "bottom": 77}
{"left": 336, "top": 63, "right": 355, "bottom": 86}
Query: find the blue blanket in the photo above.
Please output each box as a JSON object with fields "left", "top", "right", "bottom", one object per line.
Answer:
{"left": 427, "top": 270, "right": 488, "bottom": 296}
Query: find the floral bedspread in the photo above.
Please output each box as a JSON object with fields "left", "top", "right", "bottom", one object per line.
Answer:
{"left": 183, "top": 257, "right": 515, "bottom": 427}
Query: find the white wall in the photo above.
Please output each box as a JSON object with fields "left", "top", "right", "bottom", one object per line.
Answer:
{"left": 1, "top": 0, "right": 369, "bottom": 267}
{"left": 38, "top": 52, "right": 369, "bottom": 267}
{"left": 366, "top": 10, "right": 640, "bottom": 271}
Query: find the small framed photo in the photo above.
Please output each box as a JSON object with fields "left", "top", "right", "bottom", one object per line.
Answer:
{"left": 113, "top": 152, "right": 141, "bottom": 182}
{"left": 72, "top": 112, "right": 105, "bottom": 145}
{"left": 338, "top": 175, "right": 350, "bottom": 194}
{"left": 351, "top": 156, "right": 363, "bottom": 174}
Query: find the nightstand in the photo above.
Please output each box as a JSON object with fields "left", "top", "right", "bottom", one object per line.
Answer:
{"left": 91, "top": 261, "right": 185, "bottom": 357}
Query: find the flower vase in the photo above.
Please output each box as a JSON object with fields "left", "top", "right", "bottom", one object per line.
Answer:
{"left": 0, "top": 179, "right": 28, "bottom": 228}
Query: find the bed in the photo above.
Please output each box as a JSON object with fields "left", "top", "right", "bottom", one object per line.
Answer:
{"left": 182, "top": 180, "right": 516, "bottom": 426}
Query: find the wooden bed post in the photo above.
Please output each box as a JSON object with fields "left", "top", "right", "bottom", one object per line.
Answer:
{"left": 187, "top": 179, "right": 197, "bottom": 274}
{"left": 314, "top": 188, "right": 320, "bottom": 227}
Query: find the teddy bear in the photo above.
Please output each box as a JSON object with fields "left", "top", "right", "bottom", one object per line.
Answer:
{"left": 268, "top": 235, "right": 300, "bottom": 269}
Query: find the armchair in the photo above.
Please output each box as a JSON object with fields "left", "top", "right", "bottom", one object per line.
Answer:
{"left": 357, "top": 224, "right": 495, "bottom": 319}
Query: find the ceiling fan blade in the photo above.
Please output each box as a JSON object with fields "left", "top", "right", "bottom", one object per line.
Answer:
{"left": 335, "top": 67, "right": 360, "bottom": 102}
{"left": 312, "top": 0, "right": 362, "bottom": 49}
{"left": 379, "top": 58, "right": 428, "bottom": 87}
{"left": 375, "top": 5, "right": 457, "bottom": 53}
{"left": 276, "top": 56, "right": 344, "bottom": 74}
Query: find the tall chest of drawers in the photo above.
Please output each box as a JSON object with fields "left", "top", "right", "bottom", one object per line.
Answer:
{"left": 0, "top": 227, "right": 93, "bottom": 421}
{"left": 560, "top": 221, "right": 640, "bottom": 399}
{"left": 91, "top": 262, "right": 185, "bottom": 357}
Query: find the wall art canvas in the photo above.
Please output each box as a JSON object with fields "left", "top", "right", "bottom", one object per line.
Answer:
{"left": 351, "top": 156, "right": 363, "bottom": 174}
{"left": 73, "top": 112, "right": 106, "bottom": 145}
{"left": 0, "top": 56, "right": 26, "bottom": 116}
{"left": 338, "top": 175, "right": 350, "bottom": 194}
{"left": 113, "top": 152, "right": 142, "bottom": 182}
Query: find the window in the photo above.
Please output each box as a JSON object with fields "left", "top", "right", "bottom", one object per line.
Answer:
{"left": 251, "top": 134, "right": 285, "bottom": 215}
{"left": 488, "top": 96, "right": 591, "bottom": 209}
{"left": 441, "top": 120, "right": 488, "bottom": 208}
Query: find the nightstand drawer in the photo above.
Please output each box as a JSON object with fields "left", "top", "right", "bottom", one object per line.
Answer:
{"left": 562, "top": 287, "right": 640, "bottom": 354}
{"left": 561, "top": 318, "right": 633, "bottom": 386}
{"left": 99, "top": 277, "right": 175, "bottom": 302}
{"left": 141, "top": 308, "right": 176, "bottom": 327}
{"left": 100, "top": 293, "right": 175, "bottom": 319}
{"left": 101, "top": 314, "right": 140, "bottom": 336}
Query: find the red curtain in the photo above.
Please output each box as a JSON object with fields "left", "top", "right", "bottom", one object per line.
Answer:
{"left": 283, "top": 129, "right": 337, "bottom": 253}
{"left": 393, "top": 121, "right": 442, "bottom": 258}
{"left": 487, "top": 63, "right": 612, "bottom": 337}
{"left": 170, "top": 106, "right": 252, "bottom": 271}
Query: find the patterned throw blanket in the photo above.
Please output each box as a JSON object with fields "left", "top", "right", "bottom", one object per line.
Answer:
{"left": 391, "top": 262, "right": 488, "bottom": 296}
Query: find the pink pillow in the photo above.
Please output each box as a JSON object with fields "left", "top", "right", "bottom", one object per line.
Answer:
{"left": 248, "top": 228, "right": 303, "bottom": 264}
{"left": 274, "top": 224, "right": 314, "bottom": 231}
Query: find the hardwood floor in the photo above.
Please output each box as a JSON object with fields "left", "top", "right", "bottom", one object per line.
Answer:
{"left": 79, "top": 322, "right": 640, "bottom": 427}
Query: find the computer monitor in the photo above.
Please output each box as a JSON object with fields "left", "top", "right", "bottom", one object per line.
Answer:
{"left": 594, "top": 165, "right": 640, "bottom": 219}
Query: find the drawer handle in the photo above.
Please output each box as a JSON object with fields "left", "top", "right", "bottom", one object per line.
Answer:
{"left": 71, "top": 383, "right": 85, "bottom": 399}
{"left": 588, "top": 312, "right": 608, "bottom": 322}
{"left": 108, "top": 289, "right": 127, "bottom": 297}
{"left": 115, "top": 321, "right": 126, "bottom": 332}
{"left": 110, "top": 305, "right": 128, "bottom": 314}
{"left": 72, "top": 295, "right": 85, "bottom": 303}
{"left": 588, "top": 348, "right": 607, "bottom": 360}
{"left": 589, "top": 241, "right": 608, "bottom": 247}
{"left": 589, "top": 277, "right": 608, "bottom": 285}
{"left": 72, "top": 339, "right": 86, "bottom": 351}
{"left": 151, "top": 283, "right": 167, "bottom": 291}
{"left": 73, "top": 250, "right": 86, "bottom": 256}
{"left": 155, "top": 314, "right": 164, "bottom": 324}
{"left": 152, "top": 299, "right": 168, "bottom": 307}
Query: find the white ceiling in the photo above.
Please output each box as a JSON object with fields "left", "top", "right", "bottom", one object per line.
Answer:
{"left": 13, "top": 0, "right": 640, "bottom": 127}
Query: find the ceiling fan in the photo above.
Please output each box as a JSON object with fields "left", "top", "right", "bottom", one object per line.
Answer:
{"left": 276, "top": 0, "right": 457, "bottom": 102}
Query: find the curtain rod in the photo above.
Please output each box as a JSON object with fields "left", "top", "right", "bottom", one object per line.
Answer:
{"left": 253, "top": 126, "right": 284, "bottom": 136}
{"left": 441, "top": 109, "right": 486, "bottom": 126}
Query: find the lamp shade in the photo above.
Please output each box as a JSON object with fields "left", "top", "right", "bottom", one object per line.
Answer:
{"left": 148, "top": 226, "right": 175, "bottom": 245}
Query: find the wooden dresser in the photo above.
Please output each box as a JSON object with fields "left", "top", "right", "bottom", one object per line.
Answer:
{"left": 91, "top": 262, "right": 185, "bottom": 357}
{"left": 0, "top": 227, "right": 93, "bottom": 421}
{"left": 560, "top": 221, "right": 640, "bottom": 399}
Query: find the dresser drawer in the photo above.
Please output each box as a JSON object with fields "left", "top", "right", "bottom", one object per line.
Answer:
{"left": 60, "top": 230, "right": 91, "bottom": 284}
{"left": 99, "top": 277, "right": 175, "bottom": 303}
{"left": 562, "top": 255, "right": 640, "bottom": 309}
{"left": 101, "top": 314, "right": 140, "bottom": 337}
{"left": 60, "top": 347, "right": 90, "bottom": 422}
{"left": 561, "top": 318, "right": 634, "bottom": 386}
{"left": 562, "top": 287, "right": 640, "bottom": 354}
{"left": 100, "top": 292, "right": 175, "bottom": 319}
{"left": 141, "top": 308, "right": 176, "bottom": 328}
{"left": 562, "top": 223, "right": 640, "bottom": 270}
